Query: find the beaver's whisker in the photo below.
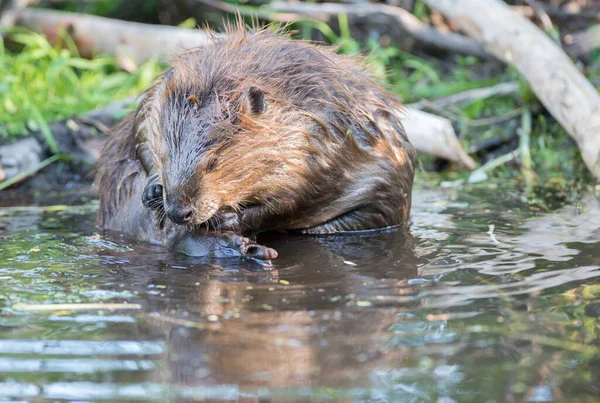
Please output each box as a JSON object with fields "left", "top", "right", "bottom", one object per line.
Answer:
{"left": 218, "top": 219, "right": 223, "bottom": 235}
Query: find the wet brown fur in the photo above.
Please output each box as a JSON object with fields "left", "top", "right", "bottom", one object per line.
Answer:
{"left": 96, "top": 23, "right": 416, "bottom": 252}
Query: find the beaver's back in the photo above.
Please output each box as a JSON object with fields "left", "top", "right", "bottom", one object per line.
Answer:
{"left": 170, "top": 29, "right": 411, "bottom": 150}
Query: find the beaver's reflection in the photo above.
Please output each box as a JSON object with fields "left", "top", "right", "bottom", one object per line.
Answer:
{"left": 110, "top": 227, "right": 429, "bottom": 392}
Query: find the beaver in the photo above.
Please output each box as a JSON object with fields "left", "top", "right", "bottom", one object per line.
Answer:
{"left": 96, "top": 24, "right": 416, "bottom": 261}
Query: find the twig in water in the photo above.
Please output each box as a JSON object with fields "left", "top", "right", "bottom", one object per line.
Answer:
{"left": 468, "top": 151, "right": 518, "bottom": 184}
{"left": 469, "top": 325, "right": 599, "bottom": 355}
{"left": 487, "top": 224, "right": 501, "bottom": 245}
{"left": 144, "top": 313, "right": 218, "bottom": 330}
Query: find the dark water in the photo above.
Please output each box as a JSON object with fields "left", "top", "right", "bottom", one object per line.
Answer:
{"left": 0, "top": 183, "right": 599, "bottom": 402}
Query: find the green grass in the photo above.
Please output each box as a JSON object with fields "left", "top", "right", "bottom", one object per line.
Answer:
{"left": 0, "top": 29, "right": 163, "bottom": 142}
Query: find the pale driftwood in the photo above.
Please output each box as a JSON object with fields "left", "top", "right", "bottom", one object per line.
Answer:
{"left": 402, "top": 109, "right": 476, "bottom": 169}
{"left": 424, "top": 0, "right": 600, "bottom": 179}
{"left": 408, "top": 82, "right": 519, "bottom": 111}
{"left": 564, "top": 25, "right": 600, "bottom": 59}
{"left": 12, "top": 8, "right": 219, "bottom": 64}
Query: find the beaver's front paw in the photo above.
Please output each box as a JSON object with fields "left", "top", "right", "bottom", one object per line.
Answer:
{"left": 228, "top": 234, "right": 278, "bottom": 262}
{"left": 142, "top": 175, "right": 163, "bottom": 210}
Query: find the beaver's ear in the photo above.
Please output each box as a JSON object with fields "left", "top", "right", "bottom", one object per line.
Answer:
{"left": 240, "top": 86, "right": 267, "bottom": 115}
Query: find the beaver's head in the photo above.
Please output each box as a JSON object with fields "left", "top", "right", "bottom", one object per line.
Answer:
{"left": 138, "top": 54, "right": 309, "bottom": 228}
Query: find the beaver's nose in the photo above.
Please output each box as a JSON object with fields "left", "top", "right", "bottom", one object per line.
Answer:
{"left": 165, "top": 205, "right": 193, "bottom": 225}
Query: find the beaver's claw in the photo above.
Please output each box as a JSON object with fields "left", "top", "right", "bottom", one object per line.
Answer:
{"left": 142, "top": 175, "right": 163, "bottom": 210}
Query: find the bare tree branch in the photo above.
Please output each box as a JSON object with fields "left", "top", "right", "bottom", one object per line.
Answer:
{"left": 191, "top": 0, "right": 493, "bottom": 59}
{"left": 11, "top": 7, "right": 220, "bottom": 64}
{"left": 424, "top": 0, "right": 600, "bottom": 179}
{"left": 408, "top": 82, "right": 520, "bottom": 111}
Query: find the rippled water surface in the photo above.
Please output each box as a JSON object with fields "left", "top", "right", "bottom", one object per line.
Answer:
{"left": 0, "top": 183, "right": 599, "bottom": 402}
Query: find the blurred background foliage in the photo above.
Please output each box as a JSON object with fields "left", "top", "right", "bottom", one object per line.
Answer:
{"left": 0, "top": 0, "right": 598, "bottom": 184}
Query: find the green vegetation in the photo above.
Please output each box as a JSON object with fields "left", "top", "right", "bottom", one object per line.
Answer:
{"left": 0, "top": 29, "right": 163, "bottom": 140}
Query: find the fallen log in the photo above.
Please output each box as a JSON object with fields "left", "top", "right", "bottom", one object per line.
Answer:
{"left": 403, "top": 109, "right": 476, "bottom": 169}
{"left": 11, "top": 8, "right": 219, "bottom": 64}
{"left": 424, "top": 0, "right": 600, "bottom": 179}
{"left": 13, "top": 2, "right": 492, "bottom": 61}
